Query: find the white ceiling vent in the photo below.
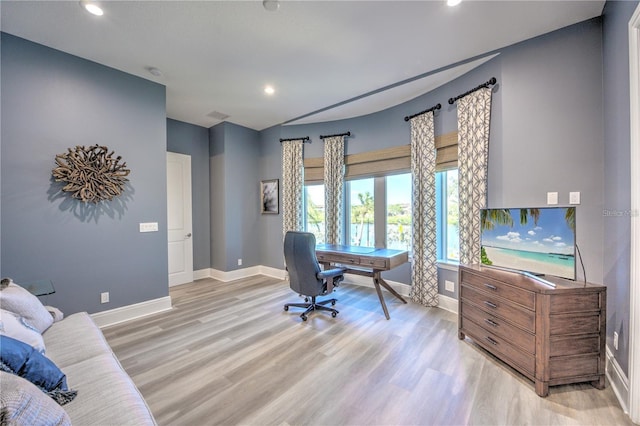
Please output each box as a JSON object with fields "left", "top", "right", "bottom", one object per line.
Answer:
{"left": 206, "top": 110, "right": 230, "bottom": 121}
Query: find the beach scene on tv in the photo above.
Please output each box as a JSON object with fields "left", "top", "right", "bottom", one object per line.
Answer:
{"left": 480, "top": 207, "right": 576, "bottom": 280}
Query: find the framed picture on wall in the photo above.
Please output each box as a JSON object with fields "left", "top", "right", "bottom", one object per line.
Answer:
{"left": 260, "top": 179, "right": 279, "bottom": 214}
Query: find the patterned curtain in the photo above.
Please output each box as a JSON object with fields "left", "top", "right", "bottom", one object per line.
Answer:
{"left": 458, "top": 87, "right": 492, "bottom": 265}
{"left": 324, "top": 136, "right": 345, "bottom": 245}
{"left": 282, "top": 140, "right": 304, "bottom": 238}
{"left": 409, "top": 112, "right": 439, "bottom": 307}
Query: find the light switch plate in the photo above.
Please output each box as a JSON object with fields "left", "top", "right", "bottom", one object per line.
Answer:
{"left": 139, "top": 222, "right": 159, "bottom": 232}
{"left": 547, "top": 192, "right": 558, "bottom": 205}
{"left": 569, "top": 191, "right": 581, "bottom": 205}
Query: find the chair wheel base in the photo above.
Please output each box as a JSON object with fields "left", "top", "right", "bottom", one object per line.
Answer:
{"left": 284, "top": 296, "right": 339, "bottom": 321}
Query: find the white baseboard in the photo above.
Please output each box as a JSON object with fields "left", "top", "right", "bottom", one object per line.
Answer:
{"left": 438, "top": 294, "right": 458, "bottom": 314}
{"left": 208, "top": 265, "right": 287, "bottom": 282}
{"left": 606, "top": 345, "right": 630, "bottom": 415}
{"left": 342, "top": 273, "right": 411, "bottom": 297}
{"left": 193, "top": 268, "right": 210, "bottom": 280}
{"left": 91, "top": 296, "right": 172, "bottom": 328}
{"left": 205, "top": 266, "right": 457, "bottom": 315}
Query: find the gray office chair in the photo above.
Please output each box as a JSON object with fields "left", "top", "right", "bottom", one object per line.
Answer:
{"left": 283, "top": 231, "right": 346, "bottom": 321}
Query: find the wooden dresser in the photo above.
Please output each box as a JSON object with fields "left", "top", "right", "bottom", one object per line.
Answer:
{"left": 458, "top": 264, "right": 606, "bottom": 397}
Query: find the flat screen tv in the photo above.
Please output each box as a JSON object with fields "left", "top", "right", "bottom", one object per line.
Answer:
{"left": 480, "top": 207, "right": 576, "bottom": 280}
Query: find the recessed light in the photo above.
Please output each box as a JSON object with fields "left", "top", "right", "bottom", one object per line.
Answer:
{"left": 80, "top": 1, "right": 104, "bottom": 16}
{"left": 264, "top": 85, "right": 275, "bottom": 95}
{"left": 263, "top": 0, "right": 280, "bottom": 12}
{"left": 146, "top": 67, "right": 163, "bottom": 77}
{"left": 447, "top": 0, "right": 462, "bottom": 6}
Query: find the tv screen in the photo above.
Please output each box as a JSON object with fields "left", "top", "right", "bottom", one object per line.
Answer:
{"left": 480, "top": 207, "right": 576, "bottom": 280}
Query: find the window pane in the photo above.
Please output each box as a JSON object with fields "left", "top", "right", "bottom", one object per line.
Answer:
{"left": 446, "top": 170, "right": 459, "bottom": 261}
{"left": 305, "top": 184, "right": 325, "bottom": 244}
{"left": 386, "top": 173, "right": 412, "bottom": 251}
{"left": 348, "top": 178, "right": 374, "bottom": 247}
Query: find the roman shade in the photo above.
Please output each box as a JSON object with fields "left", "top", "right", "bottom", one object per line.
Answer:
{"left": 303, "top": 131, "right": 458, "bottom": 183}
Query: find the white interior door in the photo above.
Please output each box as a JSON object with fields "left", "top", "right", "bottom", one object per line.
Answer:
{"left": 167, "top": 152, "right": 193, "bottom": 286}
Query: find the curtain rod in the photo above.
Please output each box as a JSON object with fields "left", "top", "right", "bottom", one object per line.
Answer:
{"left": 279, "top": 136, "right": 310, "bottom": 143}
{"left": 319, "top": 131, "right": 351, "bottom": 139}
{"left": 448, "top": 77, "right": 497, "bottom": 105}
{"left": 404, "top": 103, "right": 441, "bottom": 122}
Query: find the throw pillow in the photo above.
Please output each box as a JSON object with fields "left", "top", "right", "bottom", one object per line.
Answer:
{"left": 0, "top": 280, "right": 54, "bottom": 332}
{"left": 0, "top": 371, "right": 71, "bottom": 426}
{"left": 44, "top": 306, "right": 64, "bottom": 322}
{"left": 0, "top": 335, "right": 77, "bottom": 405}
{"left": 0, "top": 309, "right": 46, "bottom": 354}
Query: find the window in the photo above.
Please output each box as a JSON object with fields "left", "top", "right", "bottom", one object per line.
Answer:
{"left": 386, "top": 173, "right": 412, "bottom": 251}
{"left": 436, "top": 169, "right": 459, "bottom": 262}
{"left": 347, "top": 178, "right": 374, "bottom": 246}
{"left": 304, "top": 184, "right": 325, "bottom": 244}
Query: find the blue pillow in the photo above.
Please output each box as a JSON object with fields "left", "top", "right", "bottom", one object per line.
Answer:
{"left": 0, "top": 335, "right": 77, "bottom": 405}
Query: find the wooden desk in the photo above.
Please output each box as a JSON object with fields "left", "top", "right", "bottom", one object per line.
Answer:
{"left": 315, "top": 244, "right": 409, "bottom": 320}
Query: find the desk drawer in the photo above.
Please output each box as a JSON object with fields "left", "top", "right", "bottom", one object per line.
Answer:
{"left": 359, "top": 257, "right": 388, "bottom": 269}
{"left": 317, "top": 253, "right": 359, "bottom": 265}
{"left": 461, "top": 301, "right": 535, "bottom": 354}
{"left": 461, "top": 285, "right": 535, "bottom": 333}
{"left": 461, "top": 270, "right": 535, "bottom": 309}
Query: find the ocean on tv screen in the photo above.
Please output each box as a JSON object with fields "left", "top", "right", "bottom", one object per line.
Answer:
{"left": 480, "top": 207, "right": 576, "bottom": 280}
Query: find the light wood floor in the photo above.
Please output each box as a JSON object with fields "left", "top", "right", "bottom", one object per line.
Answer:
{"left": 103, "top": 276, "right": 632, "bottom": 426}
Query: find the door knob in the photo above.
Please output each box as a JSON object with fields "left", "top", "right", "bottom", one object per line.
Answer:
{"left": 185, "top": 233, "right": 192, "bottom": 238}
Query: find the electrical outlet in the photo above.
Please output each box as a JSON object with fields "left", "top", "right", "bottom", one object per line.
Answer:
{"left": 445, "top": 280, "right": 455, "bottom": 292}
{"left": 547, "top": 192, "right": 558, "bottom": 205}
{"left": 614, "top": 331, "right": 619, "bottom": 350}
{"left": 100, "top": 292, "right": 109, "bottom": 304}
{"left": 238, "top": 258, "right": 242, "bottom": 266}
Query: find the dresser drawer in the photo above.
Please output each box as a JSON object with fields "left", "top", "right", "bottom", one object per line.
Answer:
{"left": 461, "top": 301, "right": 535, "bottom": 354}
{"left": 550, "top": 334, "right": 601, "bottom": 357}
{"left": 550, "top": 293, "right": 601, "bottom": 314}
{"left": 549, "top": 354, "right": 600, "bottom": 379}
{"left": 462, "top": 317, "right": 535, "bottom": 376}
{"left": 461, "top": 270, "right": 535, "bottom": 309}
{"left": 461, "top": 285, "right": 536, "bottom": 333}
{"left": 550, "top": 312, "right": 601, "bottom": 335}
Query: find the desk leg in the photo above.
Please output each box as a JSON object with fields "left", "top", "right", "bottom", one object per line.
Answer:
{"left": 372, "top": 275, "right": 390, "bottom": 320}
{"left": 376, "top": 275, "right": 407, "bottom": 304}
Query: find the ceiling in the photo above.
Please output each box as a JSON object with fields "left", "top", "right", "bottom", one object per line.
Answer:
{"left": 1, "top": 1, "right": 605, "bottom": 131}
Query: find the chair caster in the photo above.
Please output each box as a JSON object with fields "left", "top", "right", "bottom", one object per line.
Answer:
{"left": 284, "top": 305, "right": 289, "bottom": 311}
{"left": 301, "top": 314, "right": 307, "bottom": 321}
{"left": 331, "top": 311, "right": 338, "bottom": 318}
{"left": 331, "top": 300, "right": 336, "bottom": 306}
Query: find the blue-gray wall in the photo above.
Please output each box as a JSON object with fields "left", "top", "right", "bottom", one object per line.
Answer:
{"left": 0, "top": 33, "right": 169, "bottom": 315}
{"left": 209, "top": 122, "right": 261, "bottom": 272}
{"left": 602, "top": 0, "right": 639, "bottom": 376}
{"left": 265, "top": 18, "right": 604, "bottom": 289}
{"left": 1, "top": 5, "right": 634, "bottom": 379}
{"left": 167, "top": 118, "right": 211, "bottom": 271}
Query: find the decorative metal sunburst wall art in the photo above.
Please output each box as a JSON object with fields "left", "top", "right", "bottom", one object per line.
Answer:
{"left": 52, "top": 145, "right": 130, "bottom": 204}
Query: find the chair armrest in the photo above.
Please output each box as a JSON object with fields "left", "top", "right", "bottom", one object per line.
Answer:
{"left": 317, "top": 267, "right": 347, "bottom": 280}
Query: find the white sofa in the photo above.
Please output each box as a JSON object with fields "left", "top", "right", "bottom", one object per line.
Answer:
{"left": 42, "top": 312, "right": 156, "bottom": 425}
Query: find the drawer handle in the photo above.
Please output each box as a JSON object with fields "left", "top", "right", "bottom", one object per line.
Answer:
{"left": 484, "top": 283, "right": 498, "bottom": 291}
{"left": 485, "top": 336, "right": 498, "bottom": 346}
{"left": 484, "top": 318, "right": 499, "bottom": 327}
{"left": 484, "top": 301, "right": 498, "bottom": 309}
{"left": 349, "top": 259, "right": 356, "bottom": 263}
